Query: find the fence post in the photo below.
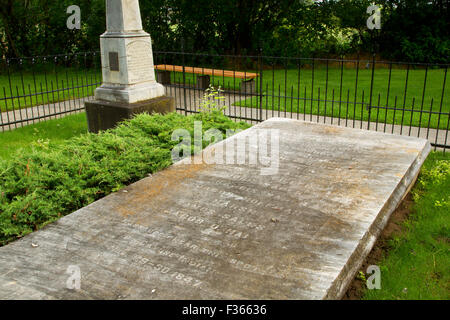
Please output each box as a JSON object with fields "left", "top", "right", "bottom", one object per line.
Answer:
{"left": 435, "top": 67, "right": 448, "bottom": 151}
{"left": 259, "top": 46, "right": 263, "bottom": 122}
{"left": 368, "top": 53, "right": 376, "bottom": 130}
{"left": 181, "top": 38, "right": 187, "bottom": 116}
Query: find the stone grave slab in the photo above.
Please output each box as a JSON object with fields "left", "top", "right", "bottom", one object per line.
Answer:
{"left": 0, "top": 118, "right": 430, "bottom": 299}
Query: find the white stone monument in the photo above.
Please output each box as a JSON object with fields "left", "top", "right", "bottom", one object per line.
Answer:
{"left": 86, "top": 0, "right": 174, "bottom": 132}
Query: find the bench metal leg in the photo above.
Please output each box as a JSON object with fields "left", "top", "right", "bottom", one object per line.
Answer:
{"left": 157, "top": 70, "right": 171, "bottom": 85}
{"left": 240, "top": 79, "right": 256, "bottom": 94}
{"left": 196, "top": 75, "right": 210, "bottom": 90}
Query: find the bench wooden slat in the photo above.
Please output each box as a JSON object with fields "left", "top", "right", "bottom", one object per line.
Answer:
{"left": 154, "top": 65, "right": 259, "bottom": 80}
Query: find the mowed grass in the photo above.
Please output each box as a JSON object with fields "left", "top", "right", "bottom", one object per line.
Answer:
{"left": 0, "top": 67, "right": 101, "bottom": 112}
{"left": 364, "top": 152, "right": 450, "bottom": 300}
{"left": 172, "top": 65, "right": 450, "bottom": 129}
{"left": 0, "top": 112, "right": 88, "bottom": 160}
{"left": 2, "top": 64, "right": 449, "bottom": 130}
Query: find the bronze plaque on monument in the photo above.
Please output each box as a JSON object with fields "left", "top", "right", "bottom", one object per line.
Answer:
{"left": 109, "top": 52, "right": 119, "bottom": 71}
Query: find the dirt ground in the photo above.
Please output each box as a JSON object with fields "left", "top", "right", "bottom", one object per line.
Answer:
{"left": 343, "top": 193, "right": 414, "bottom": 300}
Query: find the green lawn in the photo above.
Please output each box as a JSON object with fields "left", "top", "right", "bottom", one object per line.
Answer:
{"left": 0, "top": 112, "right": 88, "bottom": 160}
{"left": 0, "top": 67, "right": 101, "bottom": 112}
{"left": 363, "top": 151, "right": 450, "bottom": 300}
{"left": 1, "top": 64, "right": 448, "bottom": 130}
{"left": 172, "top": 66, "right": 450, "bottom": 129}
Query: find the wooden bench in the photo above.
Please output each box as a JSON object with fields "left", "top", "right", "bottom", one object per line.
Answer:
{"left": 154, "top": 64, "right": 259, "bottom": 92}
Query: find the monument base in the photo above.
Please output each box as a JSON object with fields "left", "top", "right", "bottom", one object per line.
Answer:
{"left": 94, "top": 82, "right": 165, "bottom": 104}
{"left": 85, "top": 95, "right": 175, "bottom": 133}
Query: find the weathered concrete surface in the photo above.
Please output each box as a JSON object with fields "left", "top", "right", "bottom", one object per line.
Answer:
{"left": 0, "top": 118, "right": 430, "bottom": 300}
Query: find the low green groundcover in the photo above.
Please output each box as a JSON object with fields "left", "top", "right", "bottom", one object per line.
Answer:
{"left": 0, "top": 111, "right": 250, "bottom": 246}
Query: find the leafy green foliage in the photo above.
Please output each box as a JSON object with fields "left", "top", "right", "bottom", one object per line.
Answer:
{"left": 0, "top": 0, "right": 105, "bottom": 57}
{"left": 378, "top": 0, "right": 450, "bottom": 63}
{"left": 1, "top": 0, "right": 447, "bottom": 62}
{"left": 414, "top": 158, "right": 450, "bottom": 197}
{"left": 199, "top": 85, "right": 226, "bottom": 114}
{"left": 0, "top": 112, "right": 249, "bottom": 246}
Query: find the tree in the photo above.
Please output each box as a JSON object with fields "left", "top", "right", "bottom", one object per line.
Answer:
{"left": 379, "top": 0, "right": 450, "bottom": 62}
{"left": 0, "top": 0, "right": 448, "bottom": 62}
{"left": 0, "top": 0, "right": 105, "bottom": 58}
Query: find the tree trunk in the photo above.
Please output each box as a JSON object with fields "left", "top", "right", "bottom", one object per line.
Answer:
{"left": 0, "top": 0, "right": 21, "bottom": 58}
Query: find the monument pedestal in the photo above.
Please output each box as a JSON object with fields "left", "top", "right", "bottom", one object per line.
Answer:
{"left": 85, "top": 96, "right": 175, "bottom": 133}
{"left": 85, "top": 0, "right": 173, "bottom": 133}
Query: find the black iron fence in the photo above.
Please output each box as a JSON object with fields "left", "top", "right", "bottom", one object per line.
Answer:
{"left": 1, "top": 50, "right": 449, "bottom": 151}
{"left": 154, "top": 51, "right": 449, "bottom": 151}
{"left": 0, "top": 52, "right": 101, "bottom": 130}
